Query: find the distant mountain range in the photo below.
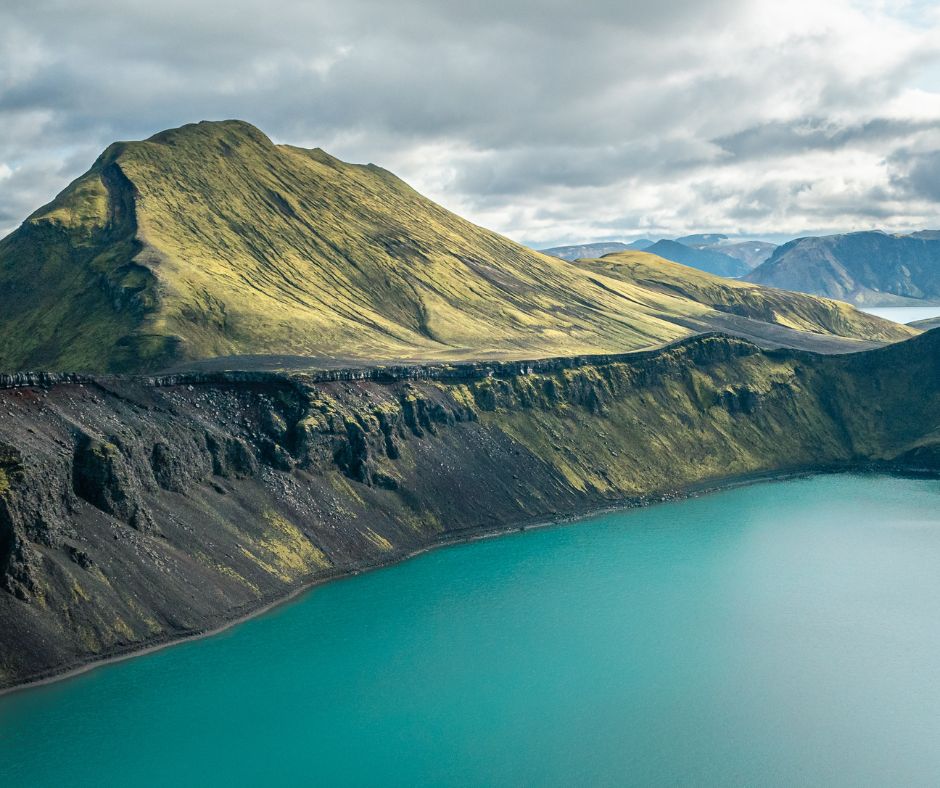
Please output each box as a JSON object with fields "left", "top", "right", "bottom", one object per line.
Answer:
{"left": 540, "top": 240, "right": 653, "bottom": 260}
{"left": 747, "top": 231, "right": 940, "bottom": 305}
{"left": 676, "top": 236, "right": 778, "bottom": 270}
{"left": 544, "top": 229, "right": 940, "bottom": 306}
{"left": 643, "top": 240, "right": 750, "bottom": 277}
{"left": 541, "top": 234, "right": 776, "bottom": 276}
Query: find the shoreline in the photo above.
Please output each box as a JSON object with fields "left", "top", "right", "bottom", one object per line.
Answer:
{"left": 1, "top": 462, "right": 934, "bottom": 699}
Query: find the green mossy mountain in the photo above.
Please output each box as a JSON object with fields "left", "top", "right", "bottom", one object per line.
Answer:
{"left": 0, "top": 121, "right": 911, "bottom": 373}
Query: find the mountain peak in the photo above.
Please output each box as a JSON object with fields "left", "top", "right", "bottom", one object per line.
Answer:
{"left": 0, "top": 122, "right": 912, "bottom": 372}
{"left": 145, "top": 118, "right": 273, "bottom": 147}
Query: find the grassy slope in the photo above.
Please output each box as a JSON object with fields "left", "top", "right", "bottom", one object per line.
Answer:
{"left": 575, "top": 251, "right": 912, "bottom": 343}
{"left": 0, "top": 153, "right": 146, "bottom": 371}
{"left": 0, "top": 121, "right": 913, "bottom": 373}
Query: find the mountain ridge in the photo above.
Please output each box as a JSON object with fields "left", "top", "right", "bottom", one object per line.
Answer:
{"left": 542, "top": 236, "right": 776, "bottom": 270}
{"left": 747, "top": 230, "right": 940, "bottom": 305}
{"left": 539, "top": 240, "right": 653, "bottom": 260}
{"left": 643, "top": 239, "right": 751, "bottom": 277}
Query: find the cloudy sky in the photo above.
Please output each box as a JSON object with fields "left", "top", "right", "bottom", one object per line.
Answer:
{"left": 2, "top": 0, "right": 940, "bottom": 247}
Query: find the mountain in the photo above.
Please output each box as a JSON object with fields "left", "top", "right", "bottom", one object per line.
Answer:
{"left": 674, "top": 233, "right": 729, "bottom": 246}
{"left": 911, "top": 316, "right": 940, "bottom": 331}
{"left": 643, "top": 239, "right": 751, "bottom": 277}
{"left": 674, "top": 235, "right": 776, "bottom": 270}
{"left": 540, "top": 239, "right": 653, "bottom": 260}
{"left": 705, "top": 240, "right": 776, "bottom": 269}
{"left": 574, "top": 251, "right": 913, "bottom": 352}
{"left": 746, "top": 231, "right": 940, "bottom": 305}
{"left": 540, "top": 241, "right": 630, "bottom": 260}
{"left": 549, "top": 235, "right": 776, "bottom": 270}
{"left": 0, "top": 121, "right": 909, "bottom": 373}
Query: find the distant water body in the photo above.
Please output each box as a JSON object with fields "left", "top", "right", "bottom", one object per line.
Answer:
{"left": 2, "top": 474, "right": 940, "bottom": 787}
{"left": 861, "top": 305, "right": 940, "bottom": 324}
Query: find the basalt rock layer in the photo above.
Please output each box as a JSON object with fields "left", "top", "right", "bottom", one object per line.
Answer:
{"left": 0, "top": 331, "right": 937, "bottom": 690}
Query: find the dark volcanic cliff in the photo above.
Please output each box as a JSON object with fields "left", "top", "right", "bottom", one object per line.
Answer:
{"left": 1, "top": 331, "right": 938, "bottom": 690}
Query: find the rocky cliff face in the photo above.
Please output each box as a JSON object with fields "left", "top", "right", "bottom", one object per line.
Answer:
{"left": 0, "top": 332, "right": 937, "bottom": 689}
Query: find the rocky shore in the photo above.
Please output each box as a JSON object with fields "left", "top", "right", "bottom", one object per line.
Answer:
{"left": 1, "top": 331, "right": 937, "bottom": 690}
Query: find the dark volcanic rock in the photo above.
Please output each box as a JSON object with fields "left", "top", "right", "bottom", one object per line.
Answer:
{"left": 0, "top": 331, "right": 936, "bottom": 691}
{"left": 72, "top": 435, "right": 148, "bottom": 528}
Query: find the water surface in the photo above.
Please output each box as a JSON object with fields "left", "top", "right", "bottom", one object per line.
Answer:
{"left": 860, "top": 305, "right": 940, "bottom": 324}
{"left": 2, "top": 474, "right": 939, "bottom": 786}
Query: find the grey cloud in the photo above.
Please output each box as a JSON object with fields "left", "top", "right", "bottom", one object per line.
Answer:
{"left": 714, "top": 118, "right": 940, "bottom": 162}
{"left": 452, "top": 137, "right": 718, "bottom": 197}
{"left": 1, "top": 0, "right": 939, "bottom": 246}
{"left": 890, "top": 150, "right": 940, "bottom": 202}
{"left": 0, "top": 157, "right": 78, "bottom": 230}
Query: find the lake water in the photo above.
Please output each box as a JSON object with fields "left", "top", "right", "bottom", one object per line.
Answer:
{"left": 2, "top": 474, "right": 940, "bottom": 787}
{"left": 860, "top": 305, "right": 940, "bottom": 324}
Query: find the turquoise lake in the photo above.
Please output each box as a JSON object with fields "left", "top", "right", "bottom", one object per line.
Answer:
{"left": 2, "top": 474, "right": 940, "bottom": 787}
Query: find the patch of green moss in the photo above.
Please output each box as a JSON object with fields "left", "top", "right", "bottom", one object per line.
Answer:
{"left": 241, "top": 510, "right": 331, "bottom": 583}
{"left": 362, "top": 527, "right": 394, "bottom": 552}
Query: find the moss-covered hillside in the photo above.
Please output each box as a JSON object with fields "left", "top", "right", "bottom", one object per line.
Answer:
{"left": 575, "top": 251, "right": 911, "bottom": 348}
{"left": 0, "top": 121, "right": 912, "bottom": 373}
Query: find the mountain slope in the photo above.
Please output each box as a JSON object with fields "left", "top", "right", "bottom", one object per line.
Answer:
{"left": 674, "top": 235, "right": 776, "bottom": 269}
{"left": 574, "top": 251, "right": 915, "bottom": 352}
{"left": 644, "top": 239, "right": 751, "bottom": 277}
{"left": 747, "top": 231, "right": 940, "bottom": 305}
{"left": 674, "top": 234, "right": 730, "bottom": 246}
{"left": 702, "top": 240, "right": 776, "bottom": 269}
{"left": 0, "top": 121, "right": 910, "bottom": 373}
{"left": 911, "top": 316, "right": 940, "bottom": 331}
